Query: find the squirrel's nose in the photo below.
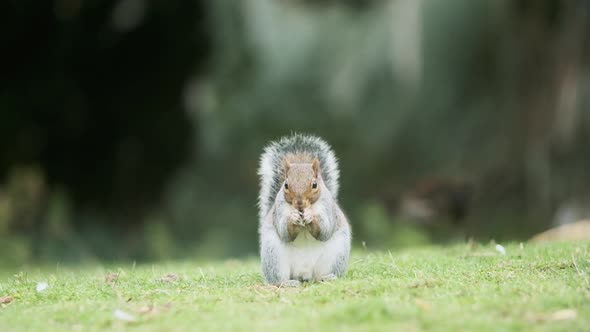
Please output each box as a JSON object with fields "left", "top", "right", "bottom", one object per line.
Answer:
{"left": 297, "top": 200, "right": 303, "bottom": 212}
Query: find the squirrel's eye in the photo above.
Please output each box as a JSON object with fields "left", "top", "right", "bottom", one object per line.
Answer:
{"left": 312, "top": 181, "right": 317, "bottom": 189}
{"left": 284, "top": 183, "right": 289, "bottom": 190}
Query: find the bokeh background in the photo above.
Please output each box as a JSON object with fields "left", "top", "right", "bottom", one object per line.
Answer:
{"left": 2, "top": 0, "right": 590, "bottom": 265}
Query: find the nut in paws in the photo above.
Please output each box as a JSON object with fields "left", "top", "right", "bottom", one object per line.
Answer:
{"left": 289, "top": 210, "right": 304, "bottom": 225}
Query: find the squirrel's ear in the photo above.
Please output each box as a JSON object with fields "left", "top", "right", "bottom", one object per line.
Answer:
{"left": 312, "top": 158, "right": 320, "bottom": 176}
{"left": 282, "top": 158, "right": 290, "bottom": 177}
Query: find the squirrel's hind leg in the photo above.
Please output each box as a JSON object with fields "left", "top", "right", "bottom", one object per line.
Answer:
{"left": 313, "top": 227, "right": 350, "bottom": 281}
{"left": 260, "top": 222, "right": 292, "bottom": 285}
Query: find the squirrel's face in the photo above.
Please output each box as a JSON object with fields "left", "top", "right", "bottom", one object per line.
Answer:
{"left": 282, "top": 158, "right": 321, "bottom": 212}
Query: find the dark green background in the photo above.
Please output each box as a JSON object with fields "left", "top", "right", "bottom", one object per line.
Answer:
{"left": 1, "top": 0, "right": 589, "bottom": 264}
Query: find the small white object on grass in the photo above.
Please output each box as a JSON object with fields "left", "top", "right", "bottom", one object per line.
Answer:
{"left": 520, "top": 242, "right": 524, "bottom": 250}
{"left": 495, "top": 244, "right": 506, "bottom": 255}
{"left": 36, "top": 282, "right": 48, "bottom": 292}
{"left": 114, "top": 309, "right": 136, "bottom": 322}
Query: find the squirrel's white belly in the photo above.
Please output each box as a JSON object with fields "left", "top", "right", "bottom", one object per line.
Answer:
{"left": 284, "top": 230, "right": 326, "bottom": 281}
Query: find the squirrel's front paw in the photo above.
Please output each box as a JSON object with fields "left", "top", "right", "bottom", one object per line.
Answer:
{"left": 289, "top": 210, "right": 304, "bottom": 225}
{"left": 302, "top": 208, "right": 315, "bottom": 225}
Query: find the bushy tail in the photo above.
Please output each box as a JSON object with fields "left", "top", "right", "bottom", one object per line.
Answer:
{"left": 258, "top": 133, "right": 340, "bottom": 218}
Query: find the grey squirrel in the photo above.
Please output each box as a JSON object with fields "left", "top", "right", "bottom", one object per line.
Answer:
{"left": 258, "top": 134, "right": 351, "bottom": 286}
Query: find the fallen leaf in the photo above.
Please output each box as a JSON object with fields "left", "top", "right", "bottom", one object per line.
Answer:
{"left": 36, "top": 282, "right": 48, "bottom": 292}
{"left": 495, "top": 244, "right": 506, "bottom": 255}
{"left": 158, "top": 273, "right": 179, "bottom": 283}
{"left": 550, "top": 309, "right": 577, "bottom": 321}
{"left": 138, "top": 305, "right": 154, "bottom": 314}
{"left": 415, "top": 298, "right": 431, "bottom": 311}
{"left": 0, "top": 296, "right": 14, "bottom": 304}
{"left": 105, "top": 272, "right": 119, "bottom": 285}
{"left": 526, "top": 309, "right": 577, "bottom": 322}
{"left": 136, "top": 303, "right": 172, "bottom": 317}
{"left": 114, "top": 309, "right": 136, "bottom": 322}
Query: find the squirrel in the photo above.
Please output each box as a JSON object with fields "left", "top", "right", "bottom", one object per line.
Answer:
{"left": 257, "top": 133, "right": 351, "bottom": 286}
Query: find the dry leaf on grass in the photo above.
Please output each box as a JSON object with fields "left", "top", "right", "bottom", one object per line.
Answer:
{"left": 0, "top": 296, "right": 14, "bottom": 304}
{"left": 105, "top": 272, "right": 119, "bottom": 285}
{"left": 158, "top": 273, "right": 179, "bottom": 283}
{"left": 526, "top": 309, "right": 577, "bottom": 322}
{"left": 137, "top": 303, "right": 172, "bottom": 317}
{"left": 549, "top": 309, "right": 577, "bottom": 321}
{"left": 138, "top": 305, "right": 155, "bottom": 314}
{"left": 36, "top": 282, "right": 48, "bottom": 292}
{"left": 415, "top": 298, "right": 432, "bottom": 311}
{"left": 495, "top": 244, "right": 506, "bottom": 255}
{"left": 114, "top": 309, "right": 137, "bottom": 322}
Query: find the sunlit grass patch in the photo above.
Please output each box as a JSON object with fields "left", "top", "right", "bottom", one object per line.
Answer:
{"left": 0, "top": 242, "right": 588, "bottom": 331}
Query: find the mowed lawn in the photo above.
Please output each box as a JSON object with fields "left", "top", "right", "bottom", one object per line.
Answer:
{"left": 0, "top": 242, "right": 589, "bottom": 331}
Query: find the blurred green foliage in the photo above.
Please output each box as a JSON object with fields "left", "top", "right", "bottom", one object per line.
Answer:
{"left": 1, "top": 0, "right": 590, "bottom": 264}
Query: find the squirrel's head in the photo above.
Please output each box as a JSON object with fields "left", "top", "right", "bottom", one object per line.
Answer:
{"left": 282, "top": 155, "right": 321, "bottom": 212}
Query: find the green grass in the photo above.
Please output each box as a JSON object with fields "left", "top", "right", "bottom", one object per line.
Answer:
{"left": 1, "top": 242, "right": 589, "bottom": 331}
